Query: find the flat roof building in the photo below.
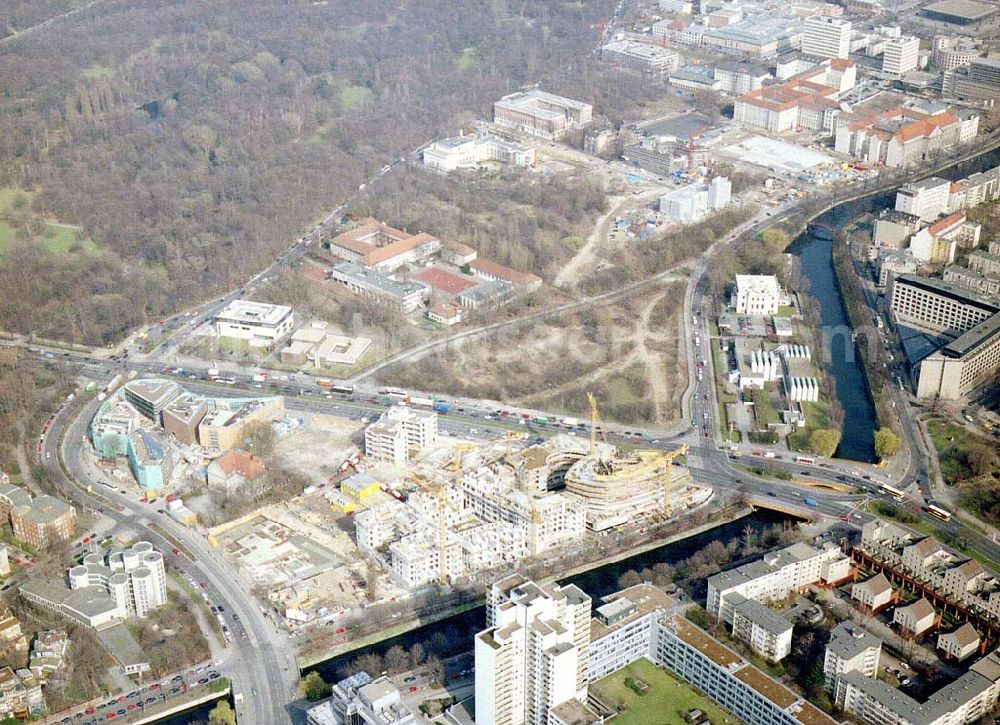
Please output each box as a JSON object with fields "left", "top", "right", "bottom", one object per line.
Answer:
{"left": 922, "top": 0, "right": 998, "bottom": 24}
{"left": 215, "top": 300, "right": 294, "bottom": 345}
{"left": 328, "top": 262, "right": 429, "bottom": 313}
{"left": 493, "top": 90, "right": 593, "bottom": 140}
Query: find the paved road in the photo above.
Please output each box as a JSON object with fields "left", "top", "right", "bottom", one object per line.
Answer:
{"left": 45, "top": 394, "right": 298, "bottom": 725}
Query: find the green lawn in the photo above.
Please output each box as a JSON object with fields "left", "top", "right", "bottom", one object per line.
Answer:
{"left": 340, "top": 84, "right": 374, "bottom": 110}
{"left": 786, "top": 400, "right": 831, "bottom": 452}
{"left": 0, "top": 185, "right": 98, "bottom": 256}
{"left": 591, "top": 658, "right": 741, "bottom": 725}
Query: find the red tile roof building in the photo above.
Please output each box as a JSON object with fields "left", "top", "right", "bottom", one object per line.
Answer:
{"left": 468, "top": 258, "right": 543, "bottom": 291}
{"left": 834, "top": 95, "right": 979, "bottom": 168}
{"left": 733, "top": 59, "right": 856, "bottom": 132}
{"left": 327, "top": 218, "right": 441, "bottom": 272}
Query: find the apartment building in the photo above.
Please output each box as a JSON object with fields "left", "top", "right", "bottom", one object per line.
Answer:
{"left": 970, "top": 248, "right": 1000, "bottom": 277}
{"left": 834, "top": 650, "right": 1000, "bottom": 725}
{"left": 802, "top": 16, "right": 852, "bottom": 59}
{"left": 882, "top": 36, "right": 920, "bottom": 77}
{"left": 68, "top": 542, "right": 167, "bottom": 618}
{"left": 215, "top": 300, "right": 294, "bottom": 345}
{"left": 707, "top": 542, "right": 850, "bottom": 623}
{"left": 851, "top": 573, "right": 893, "bottom": 613}
{"left": 654, "top": 616, "right": 842, "bottom": 725}
{"left": 588, "top": 585, "right": 676, "bottom": 681}
{"left": 893, "top": 598, "right": 937, "bottom": 638}
{"left": 823, "top": 622, "right": 882, "bottom": 692}
{"left": 901, "top": 536, "right": 951, "bottom": 573}
{"left": 460, "top": 470, "right": 585, "bottom": 556}
{"left": 909, "top": 212, "right": 981, "bottom": 265}
{"left": 328, "top": 262, "right": 430, "bottom": 313}
{"left": 944, "top": 264, "right": 1000, "bottom": 297}
{"left": 734, "top": 275, "right": 788, "bottom": 315}
{"left": 601, "top": 40, "right": 679, "bottom": 74}
{"left": 363, "top": 407, "right": 438, "bottom": 465}
{"left": 493, "top": 90, "right": 593, "bottom": 140}
{"left": 938, "top": 622, "right": 981, "bottom": 662}
{"left": 729, "top": 595, "right": 793, "bottom": 662}
{"left": 475, "top": 575, "right": 596, "bottom": 725}
{"left": 206, "top": 449, "right": 266, "bottom": 493}
{"left": 28, "top": 629, "right": 68, "bottom": 683}
{"left": 0, "top": 667, "right": 44, "bottom": 720}
{"left": 878, "top": 249, "right": 919, "bottom": 288}
{"left": 422, "top": 133, "right": 534, "bottom": 172}
{"left": 895, "top": 177, "right": 952, "bottom": 222}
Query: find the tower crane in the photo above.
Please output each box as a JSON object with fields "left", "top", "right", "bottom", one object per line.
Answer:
{"left": 587, "top": 392, "right": 608, "bottom": 455}
{"left": 662, "top": 444, "right": 689, "bottom": 515}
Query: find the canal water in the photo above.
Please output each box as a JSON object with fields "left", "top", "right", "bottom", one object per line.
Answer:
{"left": 307, "top": 509, "right": 792, "bottom": 682}
{"left": 162, "top": 145, "right": 1000, "bottom": 723}
{"left": 789, "top": 146, "right": 1000, "bottom": 462}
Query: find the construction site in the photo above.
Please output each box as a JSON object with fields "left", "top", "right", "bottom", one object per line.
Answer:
{"left": 207, "top": 396, "right": 711, "bottom": 630}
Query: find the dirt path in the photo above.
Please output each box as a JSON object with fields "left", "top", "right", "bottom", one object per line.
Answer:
{"left": 635, "top": 292, "right": 670, "bottom": 421}
{"left": 13, "top": 425, "right": 42, "bottom": 495}
{"left": 1, "top": 0, "right": 114, "bottom": 45}
{"left": 554, "top": 188, "right": 666, "bottom": 290}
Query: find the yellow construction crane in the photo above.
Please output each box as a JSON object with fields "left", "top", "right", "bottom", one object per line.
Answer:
{"left": 662, "top": 444, "right": 689, "bottom": 516}
{"left": 587, "top": 392, "right": 607, "bottom": 455}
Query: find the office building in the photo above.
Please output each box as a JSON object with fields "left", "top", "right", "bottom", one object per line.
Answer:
{"left": 933, "top": 36, "right": 981, "bottom": 71}
{"left": 468, "top": 258, "right": 543, "bottom": 292}
{"left": 707, "top": 542, "right": 850, "bottom": 623}
{"left": 714, "top": 61, "right": 772, "bottom": 94}
{"left": 197, "top": 396, "right": 284, "bottom": 450}
{"left": 122, "top": 379, "right": 180, "bottom": 424}
{"left": 823, "top": 622, "right": 882, "bottom": 691}
{"left": 729, "top": 595, "right": 793, "bottom": 662}
{"left": 835, "top": 100, "right": 977, "bottom": 168}
{"left": 328, "top": 262, "right": 429, "bottom": 314}
{"left": 889, "top": 274, "right": 1000, "bottom": 398}
{"left": 803, "top": 16, "right": 852, "bottom": 59}
{"left": 160, "top": 392, "right": 207, "bottom": 445}
{"left": 493, "top": 90, "right": 593, "bottom": 140}
{"left": 659, "top": 176, "right": 731, "bottom": 223}
{"left": 475, "top": 575, "right": 596, "bottom": 725}
{"left": 601, "top": 40, "right": 679, "bottom": 74}
{"left": 214, "top": 300, "right": 294, "bottom": 345}
{"left": 734, "top": 59, "right": 854, "bottom": 132}
{"left": 944, "top": 57, "right": 1000, "bottom": 103}
{"left": 422, "top": 134, "right": 534, "bottom": 172}
{"left": 68, "top": 541, "right": 167, "bottom": 619}
{"left": 734, "top": 275, "right": 788, "bottom": 315}
{"left": 305, "top": 671, "right": 416, "bottom": 725}
{"left": 327, "top": 218, "right": 441, "bottom": 272}
{"left": 699, "top": 14, "right": 803, "bottom": 58}
{"left": 938, "top": 623, "right": 981, "bottom": 662}
{"left": 364, "top": 407, "right": 438, "bottom": 465}
{"left": 922, "top": 0, "right": 998, "bottom": 24}
{"left": 0, "top": 488, "right": 76, "bottom": 550}
{"left": 882, "top": 36, "right": 920, "bottom": 77}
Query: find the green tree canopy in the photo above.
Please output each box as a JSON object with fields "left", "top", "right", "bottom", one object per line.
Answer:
{"left": 874, "top": 428, "right": 901, "bottom": 461}
{"left": 809, "top": 429, "right": 841, "bottom": 458}
{"left": 300, "top": 671, "right": 332, "bottom": 701}
{"left": 209, "top": 701, "right": 237, "bottom": 725}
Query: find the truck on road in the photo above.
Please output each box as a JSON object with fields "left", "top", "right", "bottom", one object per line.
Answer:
{"left": 804, "top": 498, "right": 818, "bottom": 507}
{"left": 434, "top": 403, "right": 450, "bottom": 414}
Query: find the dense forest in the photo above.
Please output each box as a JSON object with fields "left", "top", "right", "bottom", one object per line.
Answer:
{"left": 0, "top": 0, "right": 616, "bottom": 344}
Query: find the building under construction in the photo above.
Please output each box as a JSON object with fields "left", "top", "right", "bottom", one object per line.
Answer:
{"left": 562, "top": 442, "right": 705, "bottom": 531}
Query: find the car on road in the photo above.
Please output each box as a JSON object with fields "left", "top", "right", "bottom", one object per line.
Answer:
{"left": 404, "top": 676, "right": 417, "bottom": 683}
